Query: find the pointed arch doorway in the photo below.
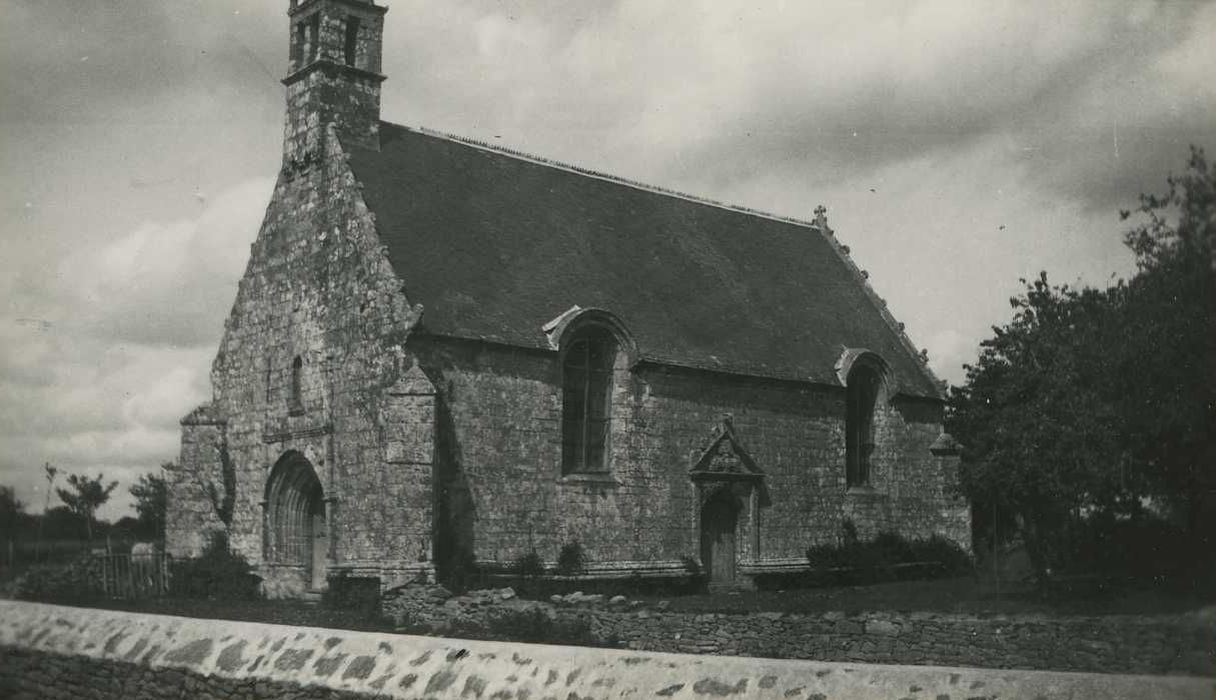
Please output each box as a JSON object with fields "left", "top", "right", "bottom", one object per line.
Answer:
{"left": 266, "top": 451, "right": 328, "bottom": 590}
{"left": 690, "top": 415, "right": 766, "bottom": 589}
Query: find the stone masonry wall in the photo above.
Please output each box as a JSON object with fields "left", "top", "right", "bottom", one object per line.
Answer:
{"left": 3, "top": 601, "right": 1210, "bottom": 700}
{"left": 593, "top": 609, "right": 1213, "bottom": 676}
{"left": 166, "top": 407, "right": 229, "bottom": 558}
{"left": 412, "top": 335, "right": 968, "bottom": 576}
{"left": 169, "top": 125, "right": 430, "bottom": 596}
{"left": 382, "top": 586, "right": 1215, "bottom": 677}
{"left": 283, "top": 1, "right": 386, "bottom": 159}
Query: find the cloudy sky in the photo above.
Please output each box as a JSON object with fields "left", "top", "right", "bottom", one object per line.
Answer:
{"left": 2, "top": 0, "right": 1213, "bottom": 520}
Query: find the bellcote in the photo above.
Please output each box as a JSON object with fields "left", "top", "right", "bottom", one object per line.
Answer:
{"left": 282, "top": 0, "right": 388, "bottom": 163}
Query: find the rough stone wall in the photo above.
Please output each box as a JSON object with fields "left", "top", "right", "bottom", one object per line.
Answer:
{"left": 595, "top": 609, "right": 1213, "bottom": 676}
{"left": 413, "top": 335, "right": 968, "bottom": 575}
{"left": 284, "top": 1, "right": 385, "bottom": 160}
{"left": 166, "top": 406, "right": 229, "bottom": 558}
{"left": 3, "top": 601, "right": 1210, "bottom": 700}
{"left": 284, "top": 65, "right": 382, "bottom": 162}
{"left": 382, "top": 587, "right": 1215, "bottom": 677}
{"left": 845, "top": 397, "right": 969, "bottom": 545}
{"left": 169, "top": 126, "right": 429, "bottom": 595}
{"left": 2, "top": 650, "right": 371, "bottom": 700}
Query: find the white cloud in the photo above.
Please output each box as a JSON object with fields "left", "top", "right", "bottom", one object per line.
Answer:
{"left": 924, "top": 329, "right": 972, "bottom": 386}
{"left": 64, "top": 178, "right": 273, "bottom": 347}
{"left": 0, "top": 178, "right": 272, "bottom": 519}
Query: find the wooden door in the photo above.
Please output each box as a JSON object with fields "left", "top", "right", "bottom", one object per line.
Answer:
{"left": 310, "top": 510, "right": 328, "bottom": 590}
{"left": 700, "top": 496, "right": 737, "bottom": 585}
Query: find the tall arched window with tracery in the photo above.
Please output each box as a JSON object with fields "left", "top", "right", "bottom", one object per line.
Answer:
{"left": 846, "top": 364, "right": 881, "bottom": 488}
{"left": 561, "top": 326, "right": 617, "bottom": 474}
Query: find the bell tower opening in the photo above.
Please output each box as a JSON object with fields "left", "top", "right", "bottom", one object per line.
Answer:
{"left": 282, "top": 0, "right": 389, "bottom": 160}
{"left": 344, "top": 16, "right": 362, "bottom": 66}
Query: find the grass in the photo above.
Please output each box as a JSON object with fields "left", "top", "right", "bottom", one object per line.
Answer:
{"left": 75, "top": 597, "right": 395, "bottom": 634}
{"left": 14, "top": 573, "right": 1203, "bottom": 640}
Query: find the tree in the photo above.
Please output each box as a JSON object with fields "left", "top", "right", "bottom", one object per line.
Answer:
{"left": 130, "top": 467, "right": 168, "bottom": 541}
{"left": 40, "top": 506, "right": 87, "bottom": 542}
{"left": 948, "top": 147, "right": 1216, "bottom": 586}
{"left": 56, "top": 473, "right": 118, "bottom": 542}
{"left": 949, "top": 275, "right": 1127, "bottom": 584}
{"left": 1, "top": 485, "right": 25, "bottom": 541}
{"left": 37, "top": 463, "right": 58, "bottom": 558}
{"left": 1115, "top": 146, "right": 1216, "bottom": 533}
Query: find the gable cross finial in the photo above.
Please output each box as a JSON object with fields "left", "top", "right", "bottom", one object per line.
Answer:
{"left": 390, "top": 344, "right": 409, "bottom": 373}
{"left": 813, "top": 205, "right": 829, "bottom": 232}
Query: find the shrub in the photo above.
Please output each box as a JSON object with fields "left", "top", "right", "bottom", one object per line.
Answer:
{"left": 170, "top": 532, "right": 261, "bottom": 600}
{"left": 323, "top": 573, "right": 381, "bottom": 613}
{"left": 555, "top": 541, "right": 587, "bottom": 577}
{"left": 804, "top": 524, "right": 972, "bottom": 585}
{"left": 15, "top": 554, "right": 103, "bottom": 604}
{"left": 512, "top": 550, "right": 546, "bottom": 580}
{"left": 1065, "top": 514, "right": 1213, "bottom": 584}
{"left": 909, "top": 535, "right": 973, "bottom": 576}
{"left": 805, "top": 542, "right": 848, "bottom": 570}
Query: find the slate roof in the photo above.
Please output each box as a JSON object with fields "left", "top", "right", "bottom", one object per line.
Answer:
{"left": 345, "top": 122, "right": 942, "bottom": 398}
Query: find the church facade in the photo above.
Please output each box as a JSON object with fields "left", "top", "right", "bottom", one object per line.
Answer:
{"left": 166, "top": 0, "right": 969, "bottom": 598}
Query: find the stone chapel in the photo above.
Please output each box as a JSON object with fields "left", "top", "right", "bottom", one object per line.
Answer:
{"left": 166, "top": 0, "right": 970, "bottom": 597}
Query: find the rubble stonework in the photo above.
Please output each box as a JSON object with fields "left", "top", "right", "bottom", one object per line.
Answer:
{"left": 378, "top": 585, "right": 1214, "bottom": 677}
{"left": 5, "top": 601, "right": 1210, "bottom": 699}
{"left": 413, "top": 336, "right": 968, "bottom": 574}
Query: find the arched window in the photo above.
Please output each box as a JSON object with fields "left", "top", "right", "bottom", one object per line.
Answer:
{"left": 562, "top": 327, "right": 616, "bottom": 474}
{"left": 846, "top": 364, "right": 881, "bottom": 487}
{"left": 290, "top": 355, "right": 304, "bottom": 412}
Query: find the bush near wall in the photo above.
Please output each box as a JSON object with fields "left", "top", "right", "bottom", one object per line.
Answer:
{"left": 554, "top": 541, "right": 587, "bottom": 577}
{"left": 323, "top": 574, "right": 382, "bottom": 614}
{"left": 796, "top": 526, "right": 972, "bottom": 587}
{"left": 168, "top": 533, "right": 260, "bottom": 600}
{"left": 1065, "top": 515, "right": 1216, "bottom": 584}
{"left": 14, "top": 555, "right": 104, "bottom": 604}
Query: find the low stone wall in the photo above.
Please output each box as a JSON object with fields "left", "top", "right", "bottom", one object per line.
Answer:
{"left": 383, "top": 585, "right": 1215, "bottom": 676}
{"left": 2, "top": 601, "right": 1211, "bottom": 700}
{"left": 593, "top": 609, "right": 1213, "bottom": 676}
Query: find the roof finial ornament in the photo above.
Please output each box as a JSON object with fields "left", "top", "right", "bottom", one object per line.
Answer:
{"left": 390, "top": 344, "right": 409, "bottom": 373}
{"left": 813, "top": 205, "right": 829, "bottom": 232}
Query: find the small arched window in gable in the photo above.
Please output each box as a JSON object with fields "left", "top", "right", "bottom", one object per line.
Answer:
{"left": 290, "top": 355, "right": 304, "bottom": 413}
{"left": 846, "top": 364, "right": 881, "bottom": 488}
{"left": 561, "top": 327, "right": 617, "bottom": 474}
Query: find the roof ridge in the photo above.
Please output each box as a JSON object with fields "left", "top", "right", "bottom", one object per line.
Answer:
{"left": 388, "top": 121, "right": 824, "bottom": 231}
